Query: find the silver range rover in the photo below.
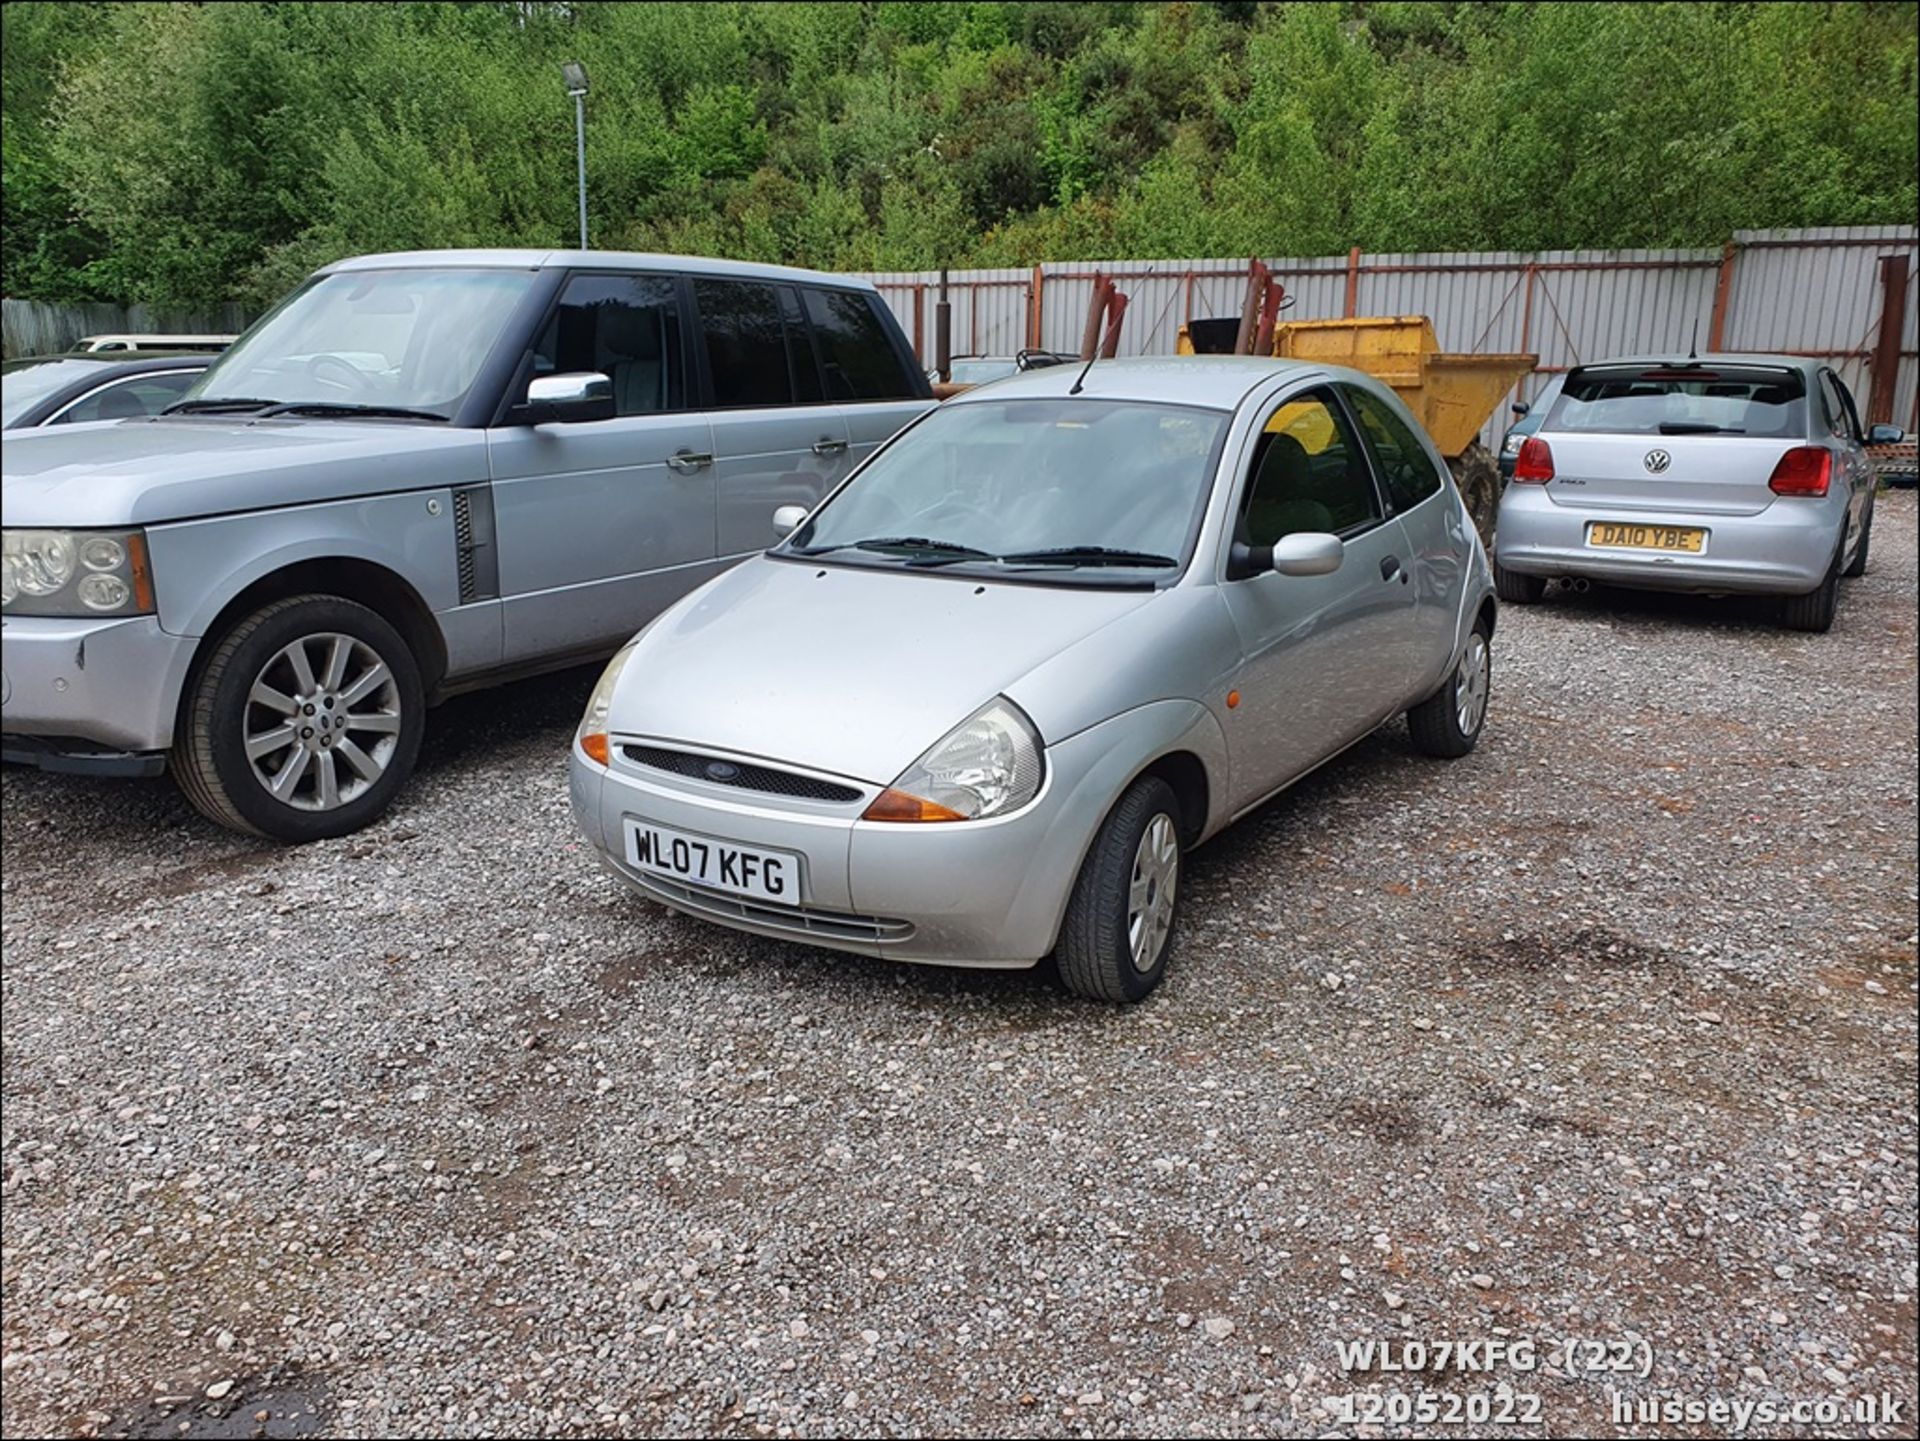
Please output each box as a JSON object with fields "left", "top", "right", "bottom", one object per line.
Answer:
{"left": 1493, "top": 355, "right": 1898, "bottom": 632}
{"left": 1, "top": 249, "right": 933, "bottom": 838}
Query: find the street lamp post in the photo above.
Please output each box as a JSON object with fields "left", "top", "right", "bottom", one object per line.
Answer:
{"left": 561, "top": 61, "right": 589, "bottom": 249}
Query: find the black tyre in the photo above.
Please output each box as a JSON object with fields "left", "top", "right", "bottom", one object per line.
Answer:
{"left": 173, "top": 595, "right": 425, "bottom": 841}
{"left": 1493, "top": 558, "right": 1545, "bottom": 605}
{"left": 1780, "top": 541, "right": 1842, "bottom": 633}
{"left": 1057, "top": 776, "right": 1184, "bottom": 1003}
{"left": 1841, "top": 500, "right": 1873, "bottom": 579}
{"left": 1407, "top": 620, "right": 1491, "bottom": 758}
{"left": 1447, "top": 441, "right": 1501, "bottom": 552}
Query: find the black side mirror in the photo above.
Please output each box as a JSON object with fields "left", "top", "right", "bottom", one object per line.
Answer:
{"left": 1867, "top": 423, "right": 1905, "bottom": 445}
{"left": 1510, "top": 402, "right": 1530, "bottom": 419}
{"left": 513, "top": 371, "right": 615, "bottom": 425}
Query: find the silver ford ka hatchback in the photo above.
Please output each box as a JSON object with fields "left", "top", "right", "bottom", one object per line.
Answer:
{"left": 1493, "top": 355, "right": 1895, "bottom": 632}
{"left": 569, "top": 358, "right": 1497, "bottom": 1002}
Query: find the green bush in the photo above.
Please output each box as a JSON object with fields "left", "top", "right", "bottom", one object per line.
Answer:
{"left": 4, "top": 1, "right": 1914, "bottom": 308}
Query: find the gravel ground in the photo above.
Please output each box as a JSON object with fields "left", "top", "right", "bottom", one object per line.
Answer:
{"left": 4, "top": 492, "right": 1915, "bottom": 1440}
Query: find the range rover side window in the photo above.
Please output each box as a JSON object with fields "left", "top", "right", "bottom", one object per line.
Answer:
{"left": 777, "top": 285, "right": 824, "bottom": 404}
{"left": 1238, "top": 389, "right": 1383, "bottom": 546}
{"left": 533, "top": 274, "right": 685, "bottom": 416}
{"left": 1341, "top": 383, "right": 1443, "bottom": 512}
{"left": 693, "top": 279, "right": 793, "bottom": 408}
{"left": 801, "top": 287, "right": 915, "bottom": 401}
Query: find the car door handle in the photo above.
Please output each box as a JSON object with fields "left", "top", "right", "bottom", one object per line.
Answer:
{"left": 1380, "top": 555, "right": 1403, "bottom": 582}
{"left": 666, "top": 450, "right": 713, "bottom": 474}
{"left": 811, "top": 438, "right": 849, "bottom": 456}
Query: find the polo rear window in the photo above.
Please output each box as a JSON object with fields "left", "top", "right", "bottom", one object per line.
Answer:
{"left": 1545, "top": 365, "right": 1807, "bottom": 438}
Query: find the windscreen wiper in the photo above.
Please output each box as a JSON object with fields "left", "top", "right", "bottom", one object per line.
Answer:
{"left": 161, "top": 397, "right": 279, "bottom": 415}
{"left": 996, "top": 545, "right": 1178, "bottom": 568}
{"left": 256, "top": 401, "right": 449, "bottom": 422}
{"left": 1657, "top": 422, "right": 1745, "bottom": 435}
{"left": 794, "top": 536, "right": 995, "bottom": 567}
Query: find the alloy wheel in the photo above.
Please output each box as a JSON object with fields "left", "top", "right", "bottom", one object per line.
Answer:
{"left": 1454, "top": 633, "right": 1490, "bottom": 738}
{"left": 243, "top": 632, "right": 402, "bottom": 811}
{"left": 1126, "top": 812, "right": 1180, "bottom": 972}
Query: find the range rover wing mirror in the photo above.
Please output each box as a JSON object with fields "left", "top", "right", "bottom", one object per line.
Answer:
{"left": 517, "top": 372, "right": 615, "bottom": 424}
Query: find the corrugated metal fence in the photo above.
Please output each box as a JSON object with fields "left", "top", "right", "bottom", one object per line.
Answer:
{"left": 861, "top": 226, "right": 1918, "bottom": 449}
{"left": 1, "top": 299, "right": 254, "bottom": 360}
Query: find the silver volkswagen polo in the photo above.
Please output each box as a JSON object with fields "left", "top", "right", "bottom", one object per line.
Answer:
{"left": 1493, "top": 355, "right": 1896, "bottom": 631}
{"left": 570, "top": 358, "right": 1497, "bottom": 1002}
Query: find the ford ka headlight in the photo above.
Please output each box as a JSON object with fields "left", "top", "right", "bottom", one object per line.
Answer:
{"left": 863, "top": 697, "right": 1043, "bottom": 822}
{"left": 1, "top": 529, "right": 152, "bottom": 616}
{"left": 575, "top": 636, "right": 642, "bottom": 766}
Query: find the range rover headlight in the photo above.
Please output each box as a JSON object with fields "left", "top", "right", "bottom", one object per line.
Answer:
{"left": 1, "top": 529, "right": 153, "bottom": 617}
{"left": 862, "top": 697, "right": 1044, "bottom": 822}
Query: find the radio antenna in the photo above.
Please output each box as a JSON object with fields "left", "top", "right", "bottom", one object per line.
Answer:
{"left": 1689, "top": 319, "right": 1699, "bottom": 360}
{"left": 1068, "top": 352, "right": 1096, "bottom": 396}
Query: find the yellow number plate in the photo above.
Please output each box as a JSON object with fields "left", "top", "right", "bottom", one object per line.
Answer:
{"left": 1586, "top": 522, "right": 1706, "bottom": 553}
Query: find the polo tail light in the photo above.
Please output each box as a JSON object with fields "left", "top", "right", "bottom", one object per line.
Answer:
{"left": 1768, "top": 446, "right": 1831, "bottom": 497}
{"left": 1512, "top": 437, "right": 1554, "bottom": 483}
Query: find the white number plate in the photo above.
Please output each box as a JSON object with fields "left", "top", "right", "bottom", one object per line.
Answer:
{"left": 623, "top": 818, "right": 801, "bottom": 906}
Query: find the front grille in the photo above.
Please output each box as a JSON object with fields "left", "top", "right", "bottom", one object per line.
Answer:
{"left": 633, "top": 870, "right": 914, "bottom": 945}
{"left": 621, "top": 744, "right": 862, "bottom": 803}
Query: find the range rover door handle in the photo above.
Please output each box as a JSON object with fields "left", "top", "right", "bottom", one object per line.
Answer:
{"left": 811, "top": 437, "right": 849, "bottom": 456}
{"left": 666, "top": 449, "right": 713, "bottom": 474}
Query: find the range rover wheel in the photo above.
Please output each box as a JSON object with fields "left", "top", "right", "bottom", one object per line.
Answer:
{"left": 173, "top": 595, "right": 424, "bottom": 840}
{"left": 1407, "top": 620, "right": 1491, "bottom": 758}
{"left": 1057, "top": 776, "right": 1183, "bottom": 1003}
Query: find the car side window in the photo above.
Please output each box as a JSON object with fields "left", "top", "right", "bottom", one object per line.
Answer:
{"left": 1238, "top": 388, "right": 1383, "bottom": 547}
{"left": 1340, "top": 383, "right": 1443, "bottom": 511}
{"left": 801, "top": 287, "right": 916, "bottom": 401}
{"left": 51, "top": 372, "right": 197, "bottom": 424}
{"left": 532, "top": 274, "right": 686, "bottom": 416}
{"left": 776, "top": 285, "right": 825, "bottom": 404}
{"left": 694, "top": 278, "right": 798, "bottom": 409}
{"left": 1828, "top": 372, "right": 1864, "bottom": 442}
{"left": 1816, "top": 372, "right": 1854, "bottom": 441}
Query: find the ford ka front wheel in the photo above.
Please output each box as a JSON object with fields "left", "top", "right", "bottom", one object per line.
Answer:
{"left": 1056, "top": 776, "right": 1184, "bottom": 1003}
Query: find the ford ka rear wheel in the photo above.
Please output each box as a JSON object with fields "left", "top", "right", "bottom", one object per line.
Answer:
{"left": 173, "top": 595, "right": 425, "bottom": 841}
{"left": 1057, "top": 776, "right": 1183, "bottom": 1003}
{"left": 1407, "top": 621, "right": 1491, "bottom": 758}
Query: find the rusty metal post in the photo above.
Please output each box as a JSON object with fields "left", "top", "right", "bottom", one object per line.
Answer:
{"left": 1098, "top": 288, "right": 1129, "bottom": 358}
{"left": 1253, "top": 281, "right": 1285, "bottom": 356}
{"left": 1079, "top": 273, "right": 1110, "bottom": 360}
{"left": 1233, "top": 260, "right": 1265, "bottom": 356}
{"left": 1344, "top": 246, "right": 1361, "bottom": 318}
{"left": 934, "top": 270, "right": 951, "bottom": 383}
{"left": 1519, "top": 263, "right": 1537, "bottom": 398}
{"left": 911, "top": 283, "right": 925, "bottom": 366}
{"left": 1707, "top": 241, "right": 1737, "bottom": 352}
{"left": 1867, "top": 253, "right": 1909, "bottom": 426}
{"left": 1026, "top": 265, "right": 1044, "bottom": 350}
